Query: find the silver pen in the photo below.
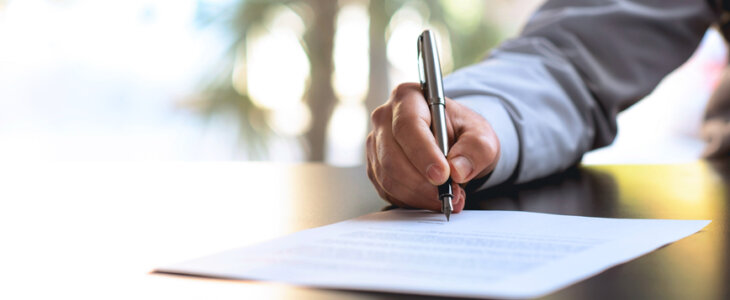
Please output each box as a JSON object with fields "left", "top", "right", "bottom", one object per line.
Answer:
{"left": 417, "top": 29, "right": 453, "bottom": 221}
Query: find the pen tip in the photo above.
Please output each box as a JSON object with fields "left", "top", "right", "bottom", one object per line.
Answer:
{"left": 442, "top": 196, "right": 453, "bottom": 222}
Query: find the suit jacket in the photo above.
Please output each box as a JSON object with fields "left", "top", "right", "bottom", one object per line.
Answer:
{"left": 443, "top": 0, "right": 729, "bottom": 191}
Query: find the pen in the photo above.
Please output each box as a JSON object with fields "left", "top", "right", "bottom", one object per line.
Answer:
{"left": 417, "top": 29, "right": 453, "bottom": 221}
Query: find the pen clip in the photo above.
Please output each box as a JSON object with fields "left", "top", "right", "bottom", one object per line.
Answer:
{"left": 417, "top": 30, "right": 445, "bottom": 105}
{"left": 417, "top": 33, "right": 427, "bottom": 94}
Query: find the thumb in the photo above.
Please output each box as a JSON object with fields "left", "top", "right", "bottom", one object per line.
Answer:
{"left": 446, "top": 109, "right": 500, "bottom": 184}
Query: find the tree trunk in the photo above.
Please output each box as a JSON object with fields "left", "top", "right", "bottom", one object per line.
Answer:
{"left": 365, "top": 0, "right": 390, "bottom": 127}
{"left": 303, "top": 0, "right": 338, "bottom": 162}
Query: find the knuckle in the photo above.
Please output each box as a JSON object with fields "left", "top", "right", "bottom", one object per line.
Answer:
{"left": 384, "top": 194, "right": 404, "bottom": 207}
{"left": 391, "top": 115, "right": 410, "bottom": 138}
{"left": 375, "top": 186, "right": 389, "bottom": 202}
{"left": 379, "top": 153, "right": 395, "bottom": 174}
{"left": 370, "top": 105, "right": 390, "bottom": 124}
{"left": 380, "top": 174, "right": 395, "bottom": 192}
{"left": 366, "top": 164, "right": 376, "bottom": 183}
{"left": 391, "top": 82, "right": 419, "bottom": 102}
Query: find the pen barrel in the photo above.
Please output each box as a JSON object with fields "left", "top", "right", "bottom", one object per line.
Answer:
{"left": 429, "top": 102, "right": 449, "bottom": 156}
{"left": 419, "top": 29, "right": 452, "bottom": 202}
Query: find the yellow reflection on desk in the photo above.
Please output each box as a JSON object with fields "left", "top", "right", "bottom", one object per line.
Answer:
{"left": 592, "top": 163, "right": 725, "bottom": 218}
{"left": 585, "top": 162, "right": 726, "bottom": 300}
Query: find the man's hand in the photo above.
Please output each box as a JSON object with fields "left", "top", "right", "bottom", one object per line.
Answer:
{"left": 366, "top": 82, "right": 500, "bottom": 212}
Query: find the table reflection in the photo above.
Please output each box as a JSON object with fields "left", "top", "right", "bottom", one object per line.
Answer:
{"left": 462, "top": 161, "right": 729, "bottom": 300}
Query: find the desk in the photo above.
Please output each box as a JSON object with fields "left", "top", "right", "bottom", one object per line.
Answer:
{"left": 1, "top": 161, "right": 727, "bottom": 299}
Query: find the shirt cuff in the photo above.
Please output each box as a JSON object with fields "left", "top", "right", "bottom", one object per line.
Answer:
{"left": 450, "top": 95, "right": 520, "bottom": 191}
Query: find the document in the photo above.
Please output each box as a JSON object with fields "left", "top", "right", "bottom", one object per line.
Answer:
{"left": 156, "top": 210, "right": 709, "bottom": 299}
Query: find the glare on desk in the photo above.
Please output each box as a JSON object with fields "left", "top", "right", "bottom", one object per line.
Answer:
{"left": 594, "top": 163, "right": 725, "bottom": 215}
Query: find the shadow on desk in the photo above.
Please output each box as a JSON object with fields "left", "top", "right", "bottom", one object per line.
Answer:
{"left": 466, "top": 166, "right": 619, "bottom": 217}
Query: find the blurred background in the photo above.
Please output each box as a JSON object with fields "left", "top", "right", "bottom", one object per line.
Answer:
{"left": 0, "top": 0, "right": 725, "bottom": 165}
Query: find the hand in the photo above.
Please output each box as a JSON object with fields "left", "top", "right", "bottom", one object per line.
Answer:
{"left": 366, "top": 82, "right": 500, "bottom": 212}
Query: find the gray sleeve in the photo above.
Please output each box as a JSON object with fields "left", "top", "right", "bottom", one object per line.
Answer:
{"left": 443, "top": 0, "right": 718, "bottom": 190}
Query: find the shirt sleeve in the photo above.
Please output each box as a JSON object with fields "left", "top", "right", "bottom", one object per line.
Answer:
{"left": 443, "top": 0, "right": 718, "bottom": 191}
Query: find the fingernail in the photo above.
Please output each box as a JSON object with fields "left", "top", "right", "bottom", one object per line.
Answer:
{"left": 426, "top": 164, "right": 443, "bottom": 185}
{"left": 451, "top": 156, "right": 473, "bottom": 181}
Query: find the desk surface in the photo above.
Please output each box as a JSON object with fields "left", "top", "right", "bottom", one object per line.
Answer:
{"left": 1, "top": 161, "right": 728, "bottom": 299}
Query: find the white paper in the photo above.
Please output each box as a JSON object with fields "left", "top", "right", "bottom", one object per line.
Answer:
{"left": 157, "top": 210, "right": 710, "bottom": 299}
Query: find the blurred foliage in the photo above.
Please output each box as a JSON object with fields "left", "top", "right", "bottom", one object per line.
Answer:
{"left": 432, "top": 0, "right": 501, "bottom": 70}
{"left": 191, "top": 0, "right": 501, "bottom": 161}
{"left": 190, "top": 0, "right": 281, "bottom": 159}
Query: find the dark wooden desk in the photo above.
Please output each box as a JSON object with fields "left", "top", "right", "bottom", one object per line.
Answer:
{"left": 468, "top": 161, "right": 729, "bottom": 300}
{"left": 3, "top": 161, "right": 727, "bottom": 299}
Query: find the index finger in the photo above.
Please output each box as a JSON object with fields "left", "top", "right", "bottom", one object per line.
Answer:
{"left": 389, "top": 83, "right": 450, "bottom": 185}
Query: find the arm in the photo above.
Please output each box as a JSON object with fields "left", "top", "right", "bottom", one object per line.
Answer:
{"left": 366, "top": 0, "right": 719, "bottom": 211}
{"left": 445, "top": 0, "right": 718, "bottom": 190}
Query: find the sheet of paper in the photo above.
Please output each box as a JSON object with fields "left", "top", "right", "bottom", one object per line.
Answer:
{"left": 157, "top": 210, "right": 709, "bottom": 299}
